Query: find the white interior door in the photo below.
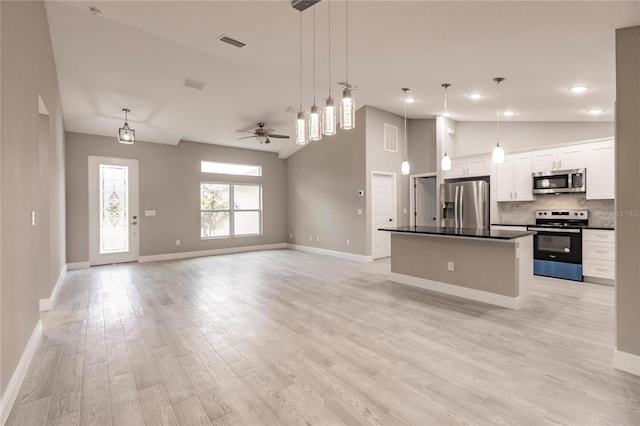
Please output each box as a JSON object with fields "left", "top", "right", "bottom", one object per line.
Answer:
{"left": 372, "top": 173, "right": 395, "bottom": 259}
{"left": 89, "top": 156, "right": 139, "bottom": 265}
{"left": 416, "top": 177, "right": 437, "bottom": 226}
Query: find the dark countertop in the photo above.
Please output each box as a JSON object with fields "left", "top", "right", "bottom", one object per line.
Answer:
{"left": 492, "top": 223, "right": 615, "bottom": 231}
{"left": 378, "top": 226, "right": 534, "bottom": 240}
{"left": 491, "top": 223, "right": 532, "bottom": 227}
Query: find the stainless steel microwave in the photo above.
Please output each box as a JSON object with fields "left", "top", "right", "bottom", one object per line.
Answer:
{"left": 532, "top": 169, "right": 586, "bottom": 194}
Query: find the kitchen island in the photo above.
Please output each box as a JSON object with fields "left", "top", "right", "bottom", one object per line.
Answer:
{"left": 378, "top": 226, "right": 535, "bottom": 309}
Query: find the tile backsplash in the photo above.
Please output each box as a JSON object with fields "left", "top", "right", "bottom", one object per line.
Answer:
{"left": 497, "top": 194, "right": 615, "bottom": 228}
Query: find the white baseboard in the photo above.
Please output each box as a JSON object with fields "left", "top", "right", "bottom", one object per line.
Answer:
{"left": 388, "top": 272, "right": 522, "bottom": 309}
{"left": 138, "top": 243, "right": 287, "bottom": 263}
{"left": 66, "top": 261, "right": 90, "bottom": 270}
{"left": 39, "top": 265, "right": 67, "bottom": 311}
{"left": 286, "top": 244, "right": 373, "bottom": 263}
{"left": 614, "top": 349, "right": 640, "bottom": 376}
{"left": 0, "top": 320, "right": 43, "bottom": 425}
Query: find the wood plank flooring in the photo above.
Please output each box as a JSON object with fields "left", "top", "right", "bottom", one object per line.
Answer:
{"left": 6, "top": 249, "right": 640, "bottom": 425}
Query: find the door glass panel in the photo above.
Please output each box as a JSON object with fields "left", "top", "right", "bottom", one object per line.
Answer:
{"left": 538, "top": 235, "right": 571, "bottom": 253}
{"left": 99, "top": 164, "right": 129, "bottom": 254}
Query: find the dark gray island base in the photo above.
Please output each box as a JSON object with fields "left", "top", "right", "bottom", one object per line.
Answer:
{"left": 378, "top": 226, "right": 534, "bottom": 309}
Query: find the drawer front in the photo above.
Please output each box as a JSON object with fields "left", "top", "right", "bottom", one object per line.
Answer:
{"left": 583, "top": 230, "right": 615, "bottom": 243}
{"left": 583, "top": 241, "right": 615, "bottom": 261}
{"left": 583, "top": 260, "right": 615, "bottom": 279}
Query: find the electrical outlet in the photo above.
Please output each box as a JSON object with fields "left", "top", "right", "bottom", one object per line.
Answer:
{"left": 403, "top": 208, "right": 408, "bottom": 214}
{"left": 347, "top": 239, "right": 350, "bottom": 246}
{"left": 448, "top": 262, "right": 454, "bottom": 271}
{"left": 176, "top": 240, "right": 181, "bottom": 246}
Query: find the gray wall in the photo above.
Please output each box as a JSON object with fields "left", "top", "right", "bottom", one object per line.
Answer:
{"left": 615, "top": 26, "right": 640, "bottom": 358}
{"left": 1, "top": 0, "right": 67, "bottom": 396}
{"left": 285, "top": 108, "right": 367, "bottom": 255}
{"left": 456, "top": 121, "right": 614, "bottom": 157}
{"left": 365, "top": 106, "right": 411, "bottom": 254}
{"left": 66, "top": 133, "right": 286, "bottom": 262}
{"left": 407, "top": 118, "right": 437, "bottom": 174}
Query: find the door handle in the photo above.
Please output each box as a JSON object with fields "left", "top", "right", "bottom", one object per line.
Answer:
{"left": 131, "top": 221, "right": 137, "bottom": 225}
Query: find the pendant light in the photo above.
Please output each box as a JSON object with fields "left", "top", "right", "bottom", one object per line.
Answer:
{"left": 340, "top": 0, "right": 355, "bottom": 130}
{"left": 492, "top": 77, "right": 505, "bottom": 163}
{"left": 309, "top": 8, "right": 323, "bottom": 141}
{"left": 322, "top": 0, "right": 336, "bottom": 136}
{"left": 440, "top": 83, "right": 452, "bottom": 171}
{"left": 295, "top": 13, "right": 308, "bottom": 145}
{"left": 401, "top": 88, "right": 410, "bottom": 176}
{"left": 118, "top": 108, "right": 135, "bottom": 144}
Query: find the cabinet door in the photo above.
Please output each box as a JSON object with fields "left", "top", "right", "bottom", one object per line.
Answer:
{"left": 512, "top": 153, "right": 534, "bottom": 201}
{"left": 586, "top": 140, "right": 615, "bottom": 199}
{"left": 532, "top": 149, "right": 556, "bottom": 172}
{"left": 496, "top": 156, "right": 515, "bottom": 202}
{"left": 466, "top": 156, "right": 491, "bottom": 177}
{"left": 444, "top": 158, "right": 466, "bottom": 179}
{"left": 557, "top": 145, "right": 586, "bottom": 170}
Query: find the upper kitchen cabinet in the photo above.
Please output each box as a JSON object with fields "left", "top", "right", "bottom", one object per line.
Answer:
{"left": 496, "top": 152, "right": 534, "bottom": 202}
{"left": 586, "top": 139, "right": 615, "bottom": 200}
{"left": 532, "top": 145, "right": 586, "bottom": 172}
{"left": 443, "top": 155, "right": 491, "bottom": 179}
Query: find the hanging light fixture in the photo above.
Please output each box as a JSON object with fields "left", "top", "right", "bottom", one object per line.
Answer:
{"left": 295, "top": 13, "right": 308, "bottom": 145}
{"left": 340, "top": 0, "right": 355, "bottom": 130}
{"left": 322, "top": 0, "right": 336, "bottom": 136}
{"left": 401, "top": 88, "right": 410, "bottom": 176}
{"left": 440, "top": 83, "right": 452, "bottom": 171}
{"left": 492, "top": 77, "right": 505, "bottom": 163}
{"left": 309, "top": 8, "right": 323, "bottom": 141}
{"left": 118, "top": 108, "right": 135, "bottom": 144}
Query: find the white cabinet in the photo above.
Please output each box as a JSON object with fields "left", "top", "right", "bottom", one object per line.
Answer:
{"left": 444, "top": 155, "right": 491, "bottom": 179}
{"left": 583, "top": 229, "right": 615, "bottom": 281}
{"left": 532, "top": 145, "right": 586, "bottom": 172}
{"left": 496, "top": 153, "right": 534, "bottom": 202}
{"left": 586, "top": 140, "right": 615, "bottom": 200}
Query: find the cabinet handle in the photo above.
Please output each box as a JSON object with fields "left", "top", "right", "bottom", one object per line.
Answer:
{"left": 515, "top": 191, "right": 518, "bottom": 199}
{"left": 510, "top": 192, "right": 513, "bottom": 199}
{"left": 558, "top": 160, "right": 562, "bottom": 169}
{"left": 552, "top": 160, "right": 556, "bottom": 169}
{"left": 596, "top": 250, "right": 608, "bottom": 254}
{"left": 596, "top": 268, "right": 608, "bottom": 272}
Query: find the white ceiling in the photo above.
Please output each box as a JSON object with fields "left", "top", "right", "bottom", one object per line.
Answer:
{"left": 45, "top": 1, "right": 640, "bottom": 157}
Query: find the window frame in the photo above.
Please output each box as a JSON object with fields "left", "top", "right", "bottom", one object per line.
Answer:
{"left": 200, "top": 182, "right": 263, "bottom": 239}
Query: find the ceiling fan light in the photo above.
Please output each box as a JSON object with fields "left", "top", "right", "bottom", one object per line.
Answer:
{"left": 340, "top": 87, "right": 355, "bottom": 130}
{"left": 256, "top": 135, "right": 267, "bottom": 144}
{"left": 295, "top": 111, "right": 308, "bottom": 145}
{"left": 309, "top": 104, "right": 323, "bottom": 141}
{"left": 323, "top": 97, "right": 336, "bottom": 136}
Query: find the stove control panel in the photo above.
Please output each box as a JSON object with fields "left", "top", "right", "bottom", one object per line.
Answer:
{"left": 535, "top": 210, "right": 589, "bottom": 219}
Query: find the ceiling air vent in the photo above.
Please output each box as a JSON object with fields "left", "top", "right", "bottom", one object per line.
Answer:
{"left": 291, "top": 0, "right": 322, "bottom": 12}
{"left": 184, "top": 79, "right": 207, "bottom": 90}
{"left": 218, "top": 35, "right": 246, "bottom": 48}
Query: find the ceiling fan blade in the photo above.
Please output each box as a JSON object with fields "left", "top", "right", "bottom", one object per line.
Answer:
{"left": 265, "top": 128, "right": 275, "bottom": 134}
{"left": 237, "top": 135, "right": 255, "bottom": 140}
{"left": 267, "top": 134, "right": 290, "bottom": 139}
{"left": 236, "top": 130, "right": 256, "bottom": 134}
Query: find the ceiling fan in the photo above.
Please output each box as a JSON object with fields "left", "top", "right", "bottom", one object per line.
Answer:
{"left": 237, "top": 123, "right": 290, "bottom": 144}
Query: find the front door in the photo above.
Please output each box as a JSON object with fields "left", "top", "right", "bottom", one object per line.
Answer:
{"left": 372, "top": 173, "right": 395, "bottom": 259}
{"left": 89, "top": 156, "right": 139, "bottom": 265}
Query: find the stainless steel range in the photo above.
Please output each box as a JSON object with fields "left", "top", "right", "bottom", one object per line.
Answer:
{"left": 527, "top": 210, "right": 589, "bottom": 281}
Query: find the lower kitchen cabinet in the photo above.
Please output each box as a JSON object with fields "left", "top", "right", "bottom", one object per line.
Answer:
{"left": 583, "top": 229, "right": 615, "bottom": 282}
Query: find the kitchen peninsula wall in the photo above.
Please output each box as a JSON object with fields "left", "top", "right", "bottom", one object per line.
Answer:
{"left": 497, "top": 194, "right": 615, "bottom": 228}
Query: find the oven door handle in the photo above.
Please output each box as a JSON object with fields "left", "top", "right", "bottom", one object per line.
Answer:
{"left": 527, "top": 227, "right": 581, "bottom": 234}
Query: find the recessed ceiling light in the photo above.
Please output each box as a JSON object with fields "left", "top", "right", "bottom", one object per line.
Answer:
{"left": 89, "top": 6, "right": 103, "bottom": 16}
{"left": 468, "top": 93, "right": 483, "bottom": 100}
{"left": 588, "top": 108, "right": 604, "bottom": 115}
{"left": 405, "top": 96, "right": 415, "bottom": 104}
{"left": 503, "top": 110, "right": 515, "bottom": 117}
{"left": 569, "top": 85, "right": 590, "bottom": 94}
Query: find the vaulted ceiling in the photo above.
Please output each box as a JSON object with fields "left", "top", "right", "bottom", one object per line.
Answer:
{"left": 45, "top": 1, "right": 640, "bottom": 157}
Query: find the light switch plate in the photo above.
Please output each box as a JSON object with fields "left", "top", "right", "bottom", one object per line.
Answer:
{"left": 144, "top": 210, "right": 156, "bottom": 217}
{"left": 357, "top": 209, "right": 363, "bottom": 215}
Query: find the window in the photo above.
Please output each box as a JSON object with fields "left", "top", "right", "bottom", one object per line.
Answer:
{"left": 200, "top": 183, "right": 262, "bottom": 238}
{"left": 201, "top": 161, "right": 262, "bottom": 176}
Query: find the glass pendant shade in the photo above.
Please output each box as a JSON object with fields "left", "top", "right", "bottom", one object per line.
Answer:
{"left": 492, "top": 144, "right": 505, "bottom": 163}
{"left": 340, "top": 87, "right": 355, "bottom": 130}
{"left": 323, "top": 97, "right": 336, "bottom": 136}
{"left": 309, "top": 105, "right": 323, "bottom": 141}
{"left": 295, "top": 111, "right": 308, "bottom": 145}
{"left": 441, "top": 153, "right": 452, "bottom": 171}
{"left": 401, "top": 159, "right": 410, "bottom": 175}
{"left": 118, "top": 123, "right": 135, "bottom": 144}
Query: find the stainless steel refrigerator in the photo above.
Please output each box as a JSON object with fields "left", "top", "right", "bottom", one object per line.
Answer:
{"left": 440, "top": 180, "right": 490, "bottom": 229}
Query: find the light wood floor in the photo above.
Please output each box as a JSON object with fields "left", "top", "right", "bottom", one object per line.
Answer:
{"left": 6, "top": 249, "right": 640, "bottom": 425}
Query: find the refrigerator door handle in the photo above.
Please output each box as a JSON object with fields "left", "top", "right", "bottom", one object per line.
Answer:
{"left": 459, "top": 186, "right": 464, "bottom": 228}
{"left": 454, "top": 185, "right": 459, "bottom": 228}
